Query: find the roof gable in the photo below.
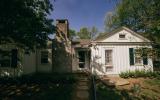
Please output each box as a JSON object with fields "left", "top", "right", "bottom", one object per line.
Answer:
{"left": 95, "top": 27, "right": 151, "bottom": 43}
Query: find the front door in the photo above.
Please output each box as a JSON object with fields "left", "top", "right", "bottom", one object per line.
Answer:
{"left": 78, "top": 51, "right": 85, "bottom": 68}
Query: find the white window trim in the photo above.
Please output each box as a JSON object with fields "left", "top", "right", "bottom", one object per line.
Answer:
{"left": 104, "top": 49, "right": 113, "bottom": 67}
{"left": 119, "top": 33, "right": 127, "bottom": 40}
{"left": 134, "top": 49, "right": 143, "bottom": 66}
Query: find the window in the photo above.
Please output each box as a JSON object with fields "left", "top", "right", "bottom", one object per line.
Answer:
{"left": 0, "top": 49, "right": 18, "bottom": 68}
{"left": 105, "top": 67, "right": 113, "bottom": 72}
{"left": 0, "top": 50, "right": 11, "bottom": 67}
{"left": 105, "top": 50, "right": 112, "bottom": 65}
{"left": 25, "top": 49, "right": 30, "bottom": 54}
{"left": 129, "top": 48, "right": 148, "bottom": 65}
{"left": 119, "top": 34, "right": 126, "bottom": 39}
{"left": 41, "top": 51, "right": 49, "bottom": 64}
{"left": 78, "top": 51, "right": 85, "bottom": 68}
{"left": 135, "top": 56, "right": 142, "bottom": 64}
{"left": 135, "top": 49, "right": 142, "bottom": 64}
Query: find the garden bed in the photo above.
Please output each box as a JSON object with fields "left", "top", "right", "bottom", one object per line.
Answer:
{"left": 0, "top": 73, "right": 77, "bottom": 100}
{"left": 96, "top": 77, "right": 160, "bottom": 100}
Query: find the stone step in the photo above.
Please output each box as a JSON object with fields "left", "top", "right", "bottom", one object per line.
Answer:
{"left": 115, "top": 79, "right": 130, "bottom": 86}
{"left": 79, "top": 78, "right": 89, "bottom": 82}
{"left": 78, "top": 81, "right": 88, "bottom": 86}
{"left": 101, "top": 77, "right": 130, "bottom": 86}
{"left": 76, "top": 90, "right": 89, "bottom": 99}
{"left": 77, "top": 85, "right": 89, "bottom": 90}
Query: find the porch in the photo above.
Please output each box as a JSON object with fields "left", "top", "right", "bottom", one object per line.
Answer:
{"left": 71, "top": 39, "right": 91, "bottom": 72}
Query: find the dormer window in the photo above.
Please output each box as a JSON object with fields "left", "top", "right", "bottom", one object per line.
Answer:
{"left": 119, "top": 34, "right": 126, "bottom": 39}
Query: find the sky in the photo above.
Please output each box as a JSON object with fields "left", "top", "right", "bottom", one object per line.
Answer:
{"left": 49, "top": 0, "right": 118, "bottom": 32}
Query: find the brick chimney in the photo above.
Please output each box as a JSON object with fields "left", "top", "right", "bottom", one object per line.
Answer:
{"left": 56, "top": 19, "right": 69, "bottom": 38}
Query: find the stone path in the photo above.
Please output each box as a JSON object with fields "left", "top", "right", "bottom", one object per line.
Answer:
{"left": 101, "top": 75, "right": 130, "bottom": 86}
{"left": 73, "top": 76, "right": 90, "bottom": 100}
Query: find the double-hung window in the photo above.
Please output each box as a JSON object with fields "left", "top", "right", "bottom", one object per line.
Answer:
{"left": 0, "top": 49, "right": 18, "bottom": 68}
{"left": 134, "top": 49, "right": 142, "bottom": 64}
{"left": 105, "top": 50, "right": 112, "bottom": 65}
{"left": 129, "top": 48, "right": 148, "bottom": 65}
{"left": 41, "top": 51, "right": 49, "bottom": 64}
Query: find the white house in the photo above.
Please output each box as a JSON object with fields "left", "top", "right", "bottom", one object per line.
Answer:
{"left": 90, "top": 27, "right": 153, "bottom": 75}
{"left": 0, "top": 19, "right": 153, "bottom": 77}
{"left": 0, "top": 41, "right": 53, "bottom": 77}
{"left": 0, "top": 19, "right": 71, "bottom": 77}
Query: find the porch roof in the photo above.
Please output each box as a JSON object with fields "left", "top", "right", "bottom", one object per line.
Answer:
{"left": 72, "top": 39, "right": 91, "bottom": 48}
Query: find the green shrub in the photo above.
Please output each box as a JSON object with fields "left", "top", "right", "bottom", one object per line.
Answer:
{"left": 119, "top": 72, "right": 130, "bottom": 78}
{"left": 119, "top": 70, "right": 160, "bottom": 79}
{"left": 131, "top": 83, "right": 141, "bottom": 94}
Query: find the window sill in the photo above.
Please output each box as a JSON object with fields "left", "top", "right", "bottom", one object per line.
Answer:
{"left": 105, "top": 65, "right": 113, "bottom": 68}
{"left": 131, "top": 64, "right": 144, "bottom": 66}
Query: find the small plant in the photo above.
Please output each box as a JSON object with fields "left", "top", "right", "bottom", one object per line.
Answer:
{"left": 119, "top": 70, "right": 160, "bottom": 78}
{"left": 131, "top": 83, "right": 141, "bottom": 98}
{"left": 119, "top": 72, "right": 130, "bottom": 78}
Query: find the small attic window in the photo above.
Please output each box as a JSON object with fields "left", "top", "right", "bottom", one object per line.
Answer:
{"left": 119, "top": 34, "right": 126, "bottom": 39}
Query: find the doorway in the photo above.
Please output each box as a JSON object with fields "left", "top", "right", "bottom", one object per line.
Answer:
{"left": 78, "top": 51, "right": 85, "bottom": 68}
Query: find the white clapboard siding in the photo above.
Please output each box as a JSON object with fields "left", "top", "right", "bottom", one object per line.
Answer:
{"left": 100, "top": 28, "right": 150, "bottom": 43}
{"left": 91, "top": 27, "right": 153, "bottom": 75}
{"left": 36, "top": 49, "right": 52, "bottom": 73}
{"left": 23, "top": 52, "right": 36, "bottom": 74}
{"left": 91, "top": 44, "right": 153, "bottom": 75}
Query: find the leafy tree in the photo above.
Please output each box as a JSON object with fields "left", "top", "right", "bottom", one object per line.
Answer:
{"left": 105, "top": 0, "right": 160, "bottom": 67}
{"left": 90, "top": 26, "right": 98, "bottom": 39}
{"left": 0, "top": 0, "right": 54, "bottom": 50}
{"left": 77, "top": 27, "right": 91, "bottom": 39}
{"left": 77, "top": 27, "right": 99, "bottom": 39}
{"left": 104, "top": 12, "right": 115, "bottom": 32}
{"left": 69, "top": 29, "right": 77, "bottom": 37}
{"left": 106, "top": 0, "right": 160, "bottom": 43}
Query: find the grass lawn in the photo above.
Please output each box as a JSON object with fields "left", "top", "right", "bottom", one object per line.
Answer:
{"left": 96, "top": 81, "right": 130, "bottom": 100}
{"left": 96, "top": 78, "right": 160, "bottom": 100}
{"left": 140, "top": 78, "right": 160, "bottom": 99}
{"left": 0, "top": 73, "right": 77, "bottom": 100}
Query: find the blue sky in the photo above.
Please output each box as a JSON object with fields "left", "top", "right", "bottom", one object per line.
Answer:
{"left": 49, "top": 0, "right": 117, "bottom": 32}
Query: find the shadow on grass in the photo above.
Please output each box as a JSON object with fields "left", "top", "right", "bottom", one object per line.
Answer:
{"left": 0, "top": 73, "right": 77, "bottom": 100}
{"left": 96, "top": 81, "right": 131, "bottom": 100}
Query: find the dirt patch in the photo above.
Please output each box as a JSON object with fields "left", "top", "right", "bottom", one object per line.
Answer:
{"left": 116, "top": 78, "right": 160, "bottom": 100}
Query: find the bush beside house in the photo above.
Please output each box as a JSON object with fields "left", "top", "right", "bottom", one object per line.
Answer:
{"left": 119, "top": 70, "right": 160, "bottom": 79}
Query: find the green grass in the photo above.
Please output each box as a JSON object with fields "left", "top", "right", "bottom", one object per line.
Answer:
{"left": 144, "top": 78, "right": 160, "bottom": 86}
{"left": 0, "top": 73, "right": 77, "bottom": 100}
{"left": 96, "top": 81, "right": 131, "bottom": 100}
{"left": 96, "top": 78, "right": 160, "bottom": 100}
{"left": 140, "top": 89, "right": 160, "bottom": 100}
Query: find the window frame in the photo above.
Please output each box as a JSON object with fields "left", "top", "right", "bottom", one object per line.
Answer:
{"left": 41, "top": 51, "right": 49, "bottom": 64}
{"left": 105, "top": 49, "right": 113, "bottom": 66}
{"left": 0, "top": 51, "right": 11, "bottom": 68}
{"left": 119, "top": 34, "right": 126, "bottom": 39}
{"left": 134, "top": 49, "right": 143, "bottom": 65}
{"left": 0, "top": 49, "right": 18, "bottom": 68}
{"left": 134, "top": 55, "right": 142, "bottom": 65}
